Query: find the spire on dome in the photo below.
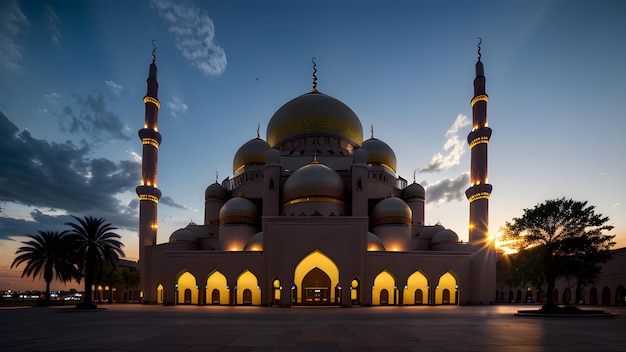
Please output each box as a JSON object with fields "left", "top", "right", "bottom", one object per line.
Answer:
{"left": 215, "top": 170, "right": 219, "bottom": 183}
{"left": 257, "top": 123, "right": 260, "bottom": 138}
{"left": 312, "top": 57, "right": 318, "bottom": 92}
{"left": 475, "top": 37, "right": 484, "bottom": 77}
{"left": 371, "top": 124, "right": 374, "bottom": 138}
{"left": 152, "top": 40, "right": 157, "bottom": 63}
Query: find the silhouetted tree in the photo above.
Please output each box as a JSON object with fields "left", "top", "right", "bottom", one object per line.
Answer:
{"left": 66, "top": 216, "right": 125, "bottom": 309}
{"left": 11, "top": 231, "right": 77, "bottom": 305}
{"left": 500, "top": 198, "right": 614, "bottom": 311}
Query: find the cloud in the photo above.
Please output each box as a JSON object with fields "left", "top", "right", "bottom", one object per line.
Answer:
{"left": 160, "top": 196, "right": 189, "bottom": 210}
{"left": 44, "top": 92, "right": 61, "bottom": 102}
{"left": 424, "top": 172, "right": 470, "bottom": 204}
{"left": 150, "top": 0, "right": 227, "bottom": 76}
{"left": 60, "top": 92, "right": 132, "bottom": 141}
{"left": 420, "top": 114, "right": 470, "bottom": 173}
{"left": 0, "top": 0, "right": 29, "bottom": 73}
{"left": 44, "top": 5, "right": 61, "bottom": 46}
{"left": 0, "top": 110, "right": 140, "bottom": 240}
{"left": 166, "top": 97, "right": 188, "bottom": 117}
{"left": 105, "top": 80, "right": 124, "bottom": 95}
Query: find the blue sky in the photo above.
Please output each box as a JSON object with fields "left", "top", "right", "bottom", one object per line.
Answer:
{"left": 1, "top": 0, "right": 624, "bottom": 291}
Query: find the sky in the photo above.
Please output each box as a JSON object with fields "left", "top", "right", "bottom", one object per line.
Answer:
{"left": 1, "top": 0, "right": 625, "bottom": 291}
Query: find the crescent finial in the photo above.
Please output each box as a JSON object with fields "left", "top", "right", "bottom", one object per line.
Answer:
{"left": 477, "top": 37, "right": 482, "bottom": 61}
{"left": 413, "top": 169, "right": 417, "bottom": 183}
{"left": 215, "top": 170, "right": 219, "bottom": 183}
{"left": 371, "top": 124, "right": 374, "bottom": 138}
{"left": 312, "top": 57, "right": 318, "bottom": 92}
{"left": 152, "top": 40, "right": 157, "bottom": 63}
{"left": 257, "top": 123, "right": 260, "bottom": 138}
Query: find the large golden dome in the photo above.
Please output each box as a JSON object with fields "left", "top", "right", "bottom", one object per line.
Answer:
{"left": 266, "top": 91, "right": 363, "bottom": 149}
{"left": 371, "top": 196, "right": 412, "bottom": 227}
{"left": 233, "top": 137, "right": 271, "bottom": 175}
{"left": 361, "top": 137, "right": 397, "bottom": 174}
{"left": 282, "top": 160, "right": 347, "bottom": 206}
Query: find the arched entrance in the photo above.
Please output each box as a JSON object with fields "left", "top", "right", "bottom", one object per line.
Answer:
{"left": 350, "top": 277, "right": 360, "bottom": 305}
{"left": 272, "top": 278, "right": 282, "bottom": 305}
{"left": 405, "top": 271, "right": 429, "bottom": 305}
{"left": 302, "top": 267, "right": 331, "bottom": 304}
{"left": 236, "top": 270, "right": 260, "bottom": 305}
{"left": 176, "top": 271, "right": 198, "bottom": 305}
{"left": 435, "top": 272, "right": 458, "bottom": 305}
{"left": 372, "top": 270, "right": 396, "bottom": 305}
{"left": 563, "top": 288, "right": 571, "bottom": 304}
{"left": 293, "top": 250, "right": 340, "bottom": 305}
{"left": 156, "top": 284, "right": 164, "bottom": 304}
{"left": 590, "top": 287, "right": 598, "bottom": 305}
{"left": 206, "top": 271, "right": 229, "bottom": 305}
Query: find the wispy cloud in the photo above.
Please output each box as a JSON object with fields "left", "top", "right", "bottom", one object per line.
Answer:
{"left": 423, "top": 172, "right": 470, "bottom": 203}
{"left": 160, "top": 196, "right": 190, "bottom": 210}
{"left": 59, "top": 92, "right": 132, "bottom": 141}
{"left": 420, "top": 114, "right": 469, "bottom": 173}
{"left": 167, "top": 97, "right": 188, "bottom": 117}
{"left": 105, "top": 80, "right": 124, "bottom": 95}
{"left": 44, "top": 5, "right": 61, "bottom": 46}
{"left": 150, "top": 0, "right": 227, "bottom": 76}
{"left": 0, "top": 0, "right": 29, "bottom": 73}
{"left": 0, "top": 111, "right": 140, "bottom": 240}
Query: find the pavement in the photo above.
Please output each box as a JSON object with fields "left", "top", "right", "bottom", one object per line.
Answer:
{"left": 1, "top": 304, "right": 625, "bottom": 351}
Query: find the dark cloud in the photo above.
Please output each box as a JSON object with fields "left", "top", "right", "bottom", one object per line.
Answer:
{"left": 424, "top": 173, "right": 470, "bottom": 203}
{"left": 60, "top": 93, "right": 132, "bottom": 141}
{"left": 160, "top": 196, "right": 188, "bottom": 210}
{"left": 0, "top": 111, "right": 139, "bottom": 240}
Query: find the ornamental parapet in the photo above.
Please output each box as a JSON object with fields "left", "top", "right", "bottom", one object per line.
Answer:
{"left": 136, "top": 185, "right": 162, "bottom": 200}
{"left": 467, "top": 127, "right": 492, "bottom": 146}
{"left": 465, "top": 184, "right": 493, "bottom": 202}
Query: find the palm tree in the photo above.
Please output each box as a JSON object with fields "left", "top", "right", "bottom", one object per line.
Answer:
{"left": 66, "top": 216, "right": 125, "bottom": 309}
{"left": 11, "top": 231, "right": 77, "bottom": 306}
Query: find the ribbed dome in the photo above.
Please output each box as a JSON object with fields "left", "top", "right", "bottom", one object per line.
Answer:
{"left": 432, "top": 229, "right": 460, "bottom": 244}
{"left": 219, "top": 197, "right": 258, "bottom": 226}
{"left": 169, "top": 228, "right": 198, "bottom": 242}
{"left": 243, "top": 232, "right": 263, "bottom": 251}
{"left": 371, "top": 197, "right": 412, "bottom": 226}
{"left": 233, "top": 137, "right": 271, "bottom": 175}
{"left": 205, "top": 182, "right": 227, "bottom": 200}
{"left": 282, "top": 161, "right": 347, "bottom": 205}
{"left": 266, "top": 91, "right": 363, "bottom": 148}
{"left": 361, "top": 137, "right": 397, "bottom": 173}
{"left": 403, "top": 182, "right": 425, "bottom": 200}
{"left": 367, "top": 232, "right": 386, "bottom": 251}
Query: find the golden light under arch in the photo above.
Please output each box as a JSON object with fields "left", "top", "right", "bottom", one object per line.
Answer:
{"left": 237, "top": 270, "right": 261, "bottom": 305}
{"left": 372, "top": 270, "right": 396, "bottom": 305}
{"left": 156, "top": 284, "right": 164, "bottom": 304}
{"left": 405, "top": 270, "right": 429, "bottom": 305}
{"left": 176, "top": 271, "right": 198, "bottom": 304}
{"left": 293, "top": 250, "right": 339, "bottom": 304}
{"left": 435, "top": 271, "right": 458, "bottom": 305}
{"left": 206, "top": 270, "right": 229, "bottom": 305}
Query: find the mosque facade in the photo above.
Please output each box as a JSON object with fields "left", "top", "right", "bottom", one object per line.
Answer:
{"left": 135, "top": 48, "right": 496, "bottom": 306}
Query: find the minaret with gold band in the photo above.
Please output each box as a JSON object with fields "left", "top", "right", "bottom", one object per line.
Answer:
{"left": 136, "top": 44, "right": 162, "bottom": 302}
{"left": 465, "top": 39, "right": 495, "bottom": 304}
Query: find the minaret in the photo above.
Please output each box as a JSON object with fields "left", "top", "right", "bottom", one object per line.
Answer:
{"left": 465, "top": 38, "right": 495, "bottom": 304}
{"left": 136, "top": 43, "right": 162, "bottom": 302}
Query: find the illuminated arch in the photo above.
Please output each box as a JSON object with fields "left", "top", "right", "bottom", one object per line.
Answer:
{"left": 293, "top": 250, "right": 339, "bottom": 304}
{"left": 372, "top": 270, "right": 396, "bottom": 305}
{"left": 272, "top": 277, "right": 282, "bottom": 305}
{"left": 156, "top": 284, "right": 164, "bottom": 304}
{"left": 435, "top": 271, "right": 458, "bottom": 305}
{"left": 206, "top": 270, "right": 229, "bottom": 305}
{"left": 405, "top": 271, "right": 429, "bottom": 305}
{"left": 236, "top": 270, "right": 260, "bottom": 305}
{"left": 176, "top": 271, "right": 198, "bottom": 305}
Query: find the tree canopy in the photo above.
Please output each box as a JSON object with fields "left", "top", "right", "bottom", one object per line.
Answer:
{"left": 500, "top": 198, "right": 615, "bottom": 308}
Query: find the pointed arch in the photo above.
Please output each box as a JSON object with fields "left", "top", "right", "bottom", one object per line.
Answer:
{"left": 176, "top": 271, "right": 198, "bottom": 305}
{"left": 350, "top": 276, "right": 361, "bottom": 305}
{"left": 156, "top": 284, "right": 164, "bottom": 304}
{"left": 272, "top": 276, "right": 282, "bottom": 305}
{"left": 236, "top": 270, "right": 260, "bottom": 305}
{"left": 405, "top": 270, "right": 429, "bottom": 305}
{"left": 206, "top": 270, "right": 229, "bottom": 305}
{"left": 293, "top": 250, "right": 339, "bottom": 304}
{"left": 372, "top": 270, "right": 396, "bottom": 305}
{"left": 435, "top": 271, "right": 458, "bottom": 305}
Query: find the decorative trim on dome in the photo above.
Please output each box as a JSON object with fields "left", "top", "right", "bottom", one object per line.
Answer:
{"left": 371, "top": 215, "right": 411, "bottom": 227}
{"left": 219, "top": 215, "right": 257, "bottom": 226}
{"left": 282, "top": 196, "right": 346, "bottom": 207}
{"left": 367, "top": 162, "right": 396, "bottom": 174}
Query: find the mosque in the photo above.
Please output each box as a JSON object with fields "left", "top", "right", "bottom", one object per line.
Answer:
{"left": 135, "top": 46, "right": 496, "bottom": 306}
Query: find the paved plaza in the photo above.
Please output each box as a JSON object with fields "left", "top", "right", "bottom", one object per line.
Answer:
{"left": 1, "top": 304, "right": 625, "bottom": 351}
